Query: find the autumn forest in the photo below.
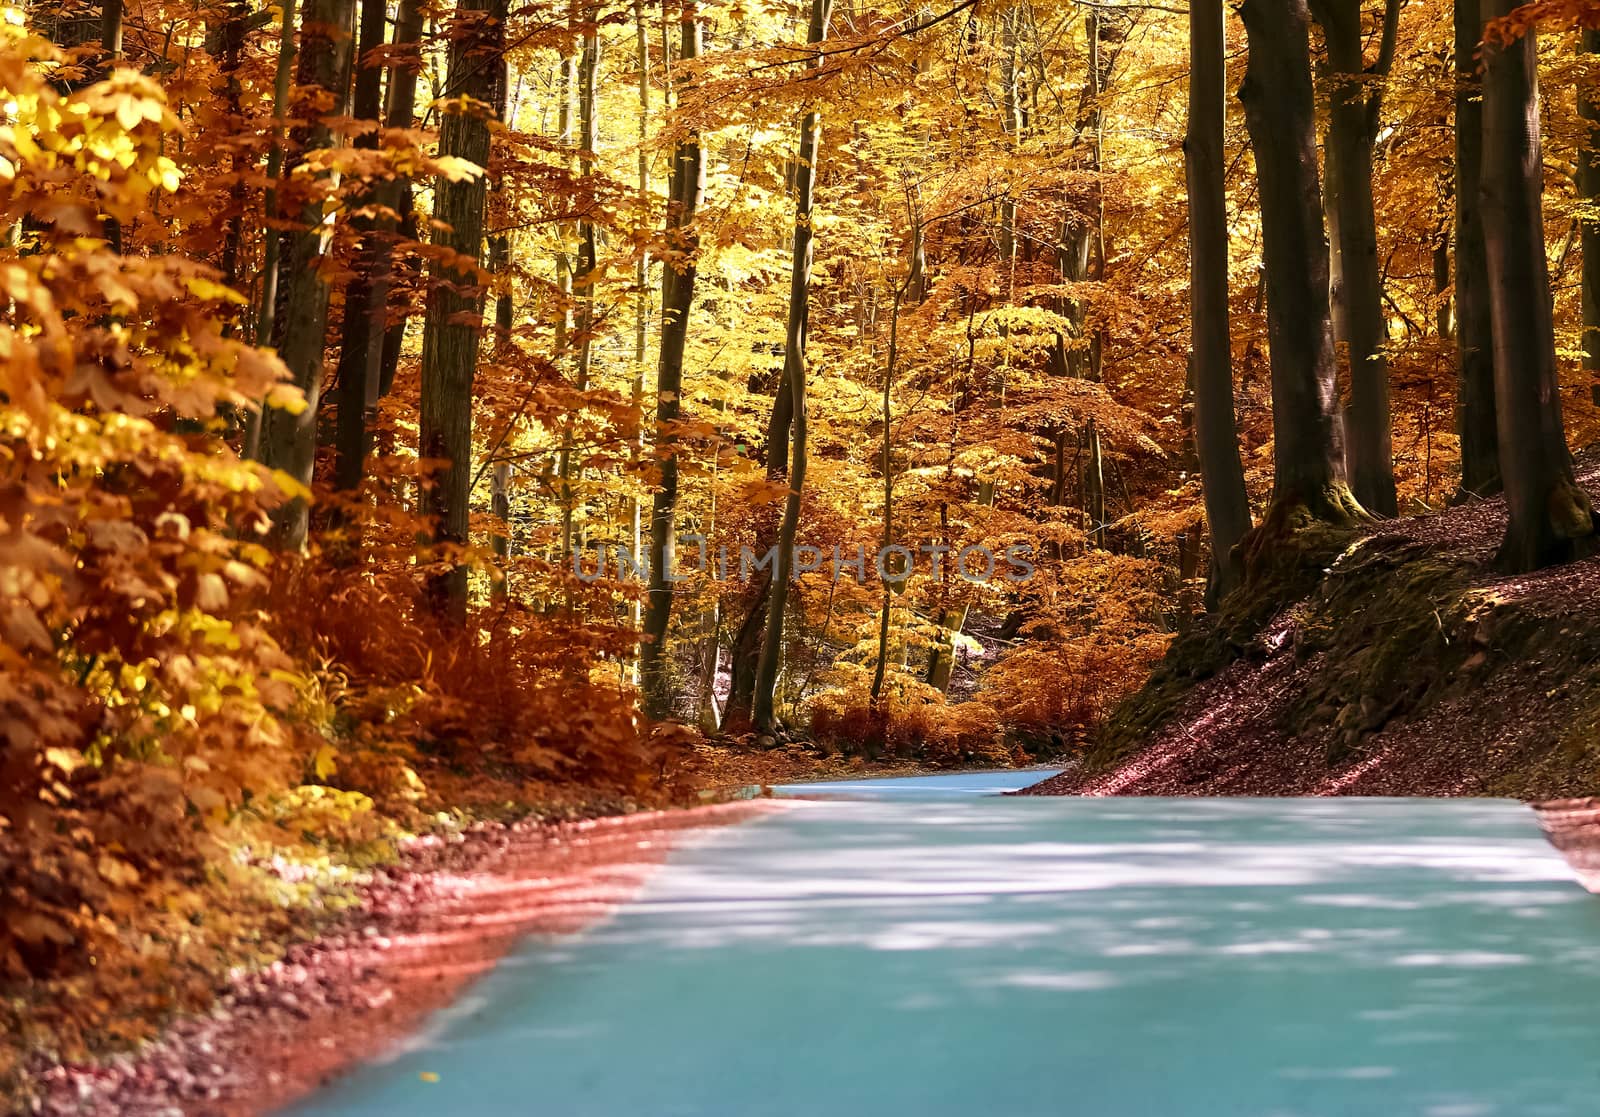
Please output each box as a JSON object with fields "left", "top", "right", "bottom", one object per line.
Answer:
{"left": 9, "top": 0, "right": 1600, "bottom": 1093}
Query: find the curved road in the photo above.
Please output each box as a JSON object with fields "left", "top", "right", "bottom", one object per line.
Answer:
{"left": 291, "top": 774, "right": 1600, "bottom": 1116}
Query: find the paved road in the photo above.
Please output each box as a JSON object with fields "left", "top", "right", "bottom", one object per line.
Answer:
{"left": 291, "top": 777, "right": 1600, "bottom": 1116}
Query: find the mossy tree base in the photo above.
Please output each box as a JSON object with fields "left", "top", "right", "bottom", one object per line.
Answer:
{"left": 1495, "top": 477, "right": 1598, "bottom": 574}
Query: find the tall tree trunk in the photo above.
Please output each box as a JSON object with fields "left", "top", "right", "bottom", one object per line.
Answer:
{"left": 868, "top": 284, "right": 904, "bottom": 711}
{"left": 1479, "top": 6, "right": 1595, "bottom": 571}
{"left": 629, "top": 0, "right": 652, "bottom": 674}
{"left": 1311, "top": 0, "right": 1400, "bottom": 516}
{"left": 560, "top": 20, "right": 600, "bottom": 583}
{"left": 1084, "top": 417, "right": 1106, "bottom": 546}
{"left": 241, "top": 0, "right": 299, "bottom": 460}
{"left": 1581, "top": 29, "right": 1600, "bottom": 406}
{"left": 551, "top": 39, "right": 582, "bottom": 564}
{"left": 925, "top": 8, "right": 1021, "bottom": 693}
{"left": 639, "top": 8, "right": 704, "bottom": 719}
{"left": 1050, "top": 10, "right": 1116, "bottom": 382}
{"left": 722, "top": 589, "right": 768, "bottom": 732}
{"left": 1455, "top": 0, "right": 1500, "bottom": 498}
{"left": 491, "top": 461, "right": 511, "bottom": 599}
{"left": 98, "top": 0, "right": 123, "bottom": 252}
{"left": 256, "top": 0, "right": 356, "bottom": 549}
{"left": 418, "top": 0, "right": 503, "bottom": 620}
{"left": 374, "top": 0, "right": 426, "bottom": 401}
{"left": 216, "top": 0, "right": 250, "bottom": 300}
{"left": 488, "top": 46, "right": 514, "bottom": 599}
{"left": 752, "top": 0, "right": 831, "bottom": 734}
{"left": 1237, "top": 0, "right": 1361, "bottom": 526}
{"left": 331, "top": 0, "right": 390, "bottom": 504}
{"left": 1184, "top": 0, "right": 1251, "bottom": 601}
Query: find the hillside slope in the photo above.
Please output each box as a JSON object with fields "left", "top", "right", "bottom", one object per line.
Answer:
{"left": 1026, "top": 455, "right": 1600, "bottom": 799}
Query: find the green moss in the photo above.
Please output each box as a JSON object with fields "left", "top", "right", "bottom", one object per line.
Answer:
{"left": 1278, "top": 537, "right": 1478, "bottom": 762}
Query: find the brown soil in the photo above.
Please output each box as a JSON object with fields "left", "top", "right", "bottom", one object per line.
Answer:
{"left": 20, "top": 800, "right": 781, "bottom": 1117}
{"left": 1025, "top": 453, "right": 1600, "bottom": 801}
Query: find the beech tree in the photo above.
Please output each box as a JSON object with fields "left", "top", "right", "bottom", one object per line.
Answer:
{"left": 1237, "top": 0, "right": 1363, "bottom": 527}
{"left": 255, "top": 0, "right": 355, "bottom": 548}
{"left": 418, "top": 0, "right": 504, "bottom": 619}
{"left": 641, "top": 4, "right": 705, "bottom": 719}
{"left": 1184, "top": 0, "right": 1250, "bottom": 598}
{"left": 1479, "top": 1, "right": 1595, "bottom": 571}
{"left": 753, "top": 0, "right": 834, "bottom": 734}
{"left": 1310, "top": 0, "right": 1401, "bottom": 517}
{"left": 333, "top": 0, "right": 423, "bottom": 501}
{"left": 1455, "top": 0, "right": 1500, "bottom": 499}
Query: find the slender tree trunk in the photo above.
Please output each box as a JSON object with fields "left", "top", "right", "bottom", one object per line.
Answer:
{"left": 98, "top": 0, "right": 123, "bottom": 252}
{"left": 869, "top": 284, "right": 904, "bottom": 711}
{"left": 722, "top": 589, "right": 768, "bottom": 732}
{"left": 1085, "top": 416, "right": 1106, "bottom": 545}
{"left": 721, "top": 340, "right": 795, "bottom": 729}
{"left": 257, "top": 0, "right": 356, "bottom": 549}
{"left": 696, "top": 463, "right": 722, "bottom": 733}
{"left": 1311, "top": 0, "right": 1400, "bottom": 516}
{"left": 630, "top": 0, "right": 652, "bottom": 672}
{"left": 241, "top": 0, "right": 299, "bottom": 461}
{"left": 639, "top": 8, "right": 704, "bottom": 718}
{"left": 1185, "top": 0, "right": 1251, "bottom": 601}
{"left": 753, "top": 0, "right": 831, "bottom": 734}
{"left": 552, "top": 41, "right": 583, "bottom": 565}
{"left": 491, "top": 461, "right": 511, "bottom": 583}
{"left": 925, "top": 9, "right": 1021, "bottom": 693}
{"left": 1479, "top": 6, "right": 1595, "bottom": 571}
{"left": 1237, "top": 0, "right": 1361, "bottom": 526}
{"left": 1455, "top": 0, "right": 1500, "bottom": 498}
{"left": 217, "top": 0, "right": 250, "bottom": 300}
{"left": 1581, "top": 30, "right": 1600, "bottom": 406}
{"left": 418, "top": 0, "right": 504, "bottom": 620}
{"left": 1050, "top": 10, "right": 1115, "bottom": 382}
{"left": 331, "top": 0, "right": 389, "bottom": 503}
{"left": 374, "top": 0, "right": 426, "bottom": 401}
{"left": 487, "top": 32, "right": 514, "bottom": 599}
{"left": 100, "top": 0, "right": 122, "bottom": 58}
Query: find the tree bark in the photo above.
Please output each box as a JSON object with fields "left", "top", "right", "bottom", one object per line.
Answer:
{"left": 869, "top": 284, "right": 904, "bottom": 711}
{"left": 1455, "top": 0, "right": 1500, "bottom": 498}
{"left": 418, "top": 0, "right": 503, "bottom": 620}
{"left": 1479, "top": 5, "right": 1595, "bottom": 571}
{"left": 375, "top": 0, "right": 426, "bottom": 400}
{"left": 257, "top": 0, "right": 356, "bottom": 549}
{"left": 1184, "top": 0, "right": 1251, "bottom": 600}
{"left": 1311, "top": 0, "right": 1400, "bottom": 516}
{"left": 629, "top": 0, "right": 652, "bottom": 672}
{"left": 555, "top": 40, "right": 581, "bottom": 564}
{"left": 1237, "top": 0, "right": 1361, "bottom": 525}
{"left": 753, "top": 0, "right": 832, "bottom": 734}
{"left": 331, "top": 0, "right": 390, "bottom": 501}
{"left": 639, "top": 8, "right": 704, "bottom": 719}
{"left": 1580, "top": 29, "right": 1600, "bottom": 406}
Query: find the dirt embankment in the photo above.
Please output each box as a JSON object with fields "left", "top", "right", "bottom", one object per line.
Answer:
{"left": 1026, "top": 455, "right": 1600, "bottom": 801}
{"left": 18, "top": 801, "right": 779, "bottom": 1117}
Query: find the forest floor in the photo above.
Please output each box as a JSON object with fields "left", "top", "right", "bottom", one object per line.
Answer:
{"left": 1026, "top": 451, "right": 1600, "bottom": 801}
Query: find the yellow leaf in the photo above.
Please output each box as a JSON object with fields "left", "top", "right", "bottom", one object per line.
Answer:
{"left": 419, "top": 1072, "right": 440, "bottom": 1083}
{"left": 264, "top": 383, "right": 307, "bottom": 415}
{"left": 43, "top": 746, "right": 82, "bottom": 774}
{"left": 313, "top": 744, "right": 337, "bottom": 783}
